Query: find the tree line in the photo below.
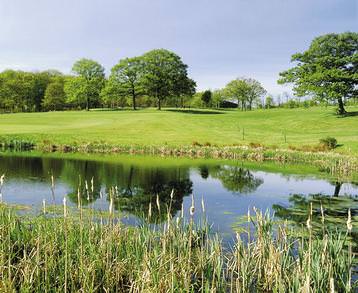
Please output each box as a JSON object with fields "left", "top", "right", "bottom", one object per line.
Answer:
{"left": 0, "top": 49, "right": 195, "bottom": 112}
{"left": 0, "top": 32, "right": 356, "bottom": 114}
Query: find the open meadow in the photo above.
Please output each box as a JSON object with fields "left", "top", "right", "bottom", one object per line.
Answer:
{"left": 0, "top": 106, "right": 357, "bottom": 155}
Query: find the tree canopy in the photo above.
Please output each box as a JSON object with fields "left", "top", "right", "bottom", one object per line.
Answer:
{"left": 278, "top": 32, "right": 358, "bottom": 115}
{"left": 141, "top": 49, "right": 195, "bottom": 110}
{"left": 105, "top": 57, "right": 144, "bottom": 110}
{"left": 224, "top": 78, "right": 266, "bottom": 110}
{"left": 66, "top": 58, "right": 105, "bottom": 110}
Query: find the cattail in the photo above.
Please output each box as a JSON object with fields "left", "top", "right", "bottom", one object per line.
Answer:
{"left": 320, "top": 203, "right": 325, "bottom": 224}
{"left": 156, "top": 194, "right": 160, "bottom": 213}
{"left": 180, "top": 203, "right": 184, "bottom": 219}
{"left": 189, "top": 205, "right": 195, "bottom": 216}
{"left": 347, "top": 209, "right": 352, "bottom": 232}
{"left": 42, "top": 199, "right": 46, "bottom": 215}
{"left": 63, "top": 197, "right": 67, "bottom": 218}
{"left": 190, "top": 194, "right": 195, "bottom": 216}
{"left": 109, "top": 196, "right": 113, "bottom": 215}
{"left": 51, "top": 174, "right": 54, "bottom": 190}
{"left": 91, "top": 177, "right": 94, "bottom": 193}
{"left": 329, "top": 278, "right": 335, "bottom": 293}
{"left": 170, "top": 189, "right": 174, "bottom": 200}
{"left": 0, "top": 174, "right": 4, "bottom": 186}
{"left": 176, "top": 216, "right": 180, "bottom": 228}
{"left": 201, "top": 196, "right": 205, "bottom": 213}
{"left": 148, "top": 202, "right": 152, "bottom": 220}
{"left": 306, "top": 218, "right": 312, "bottom": 230}
{"left": 77, "top": 188, "right": 81, "bottom": 209}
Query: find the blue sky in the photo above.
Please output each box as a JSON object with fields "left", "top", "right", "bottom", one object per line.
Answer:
{"left": 0, "top": 0, "right": 356, "bottom": 95}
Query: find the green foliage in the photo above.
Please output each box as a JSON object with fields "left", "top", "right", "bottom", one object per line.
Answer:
{"left": 65, "top": 58, "right": 105, "bottom": 110}
{"left": 0, "top": 70, "right": 36, "bottom": 112}
{"left": 211, "top": 89, "right": 225, "bottom": 108}
{"left": 42, "top": 77, "right": 66, "bottom": 111}
{"left": 201, "top": 90, "right": 212, "bottom": 106}
{"left": 106, "top": 57, "right": 144, "bottom": 110}
{"left": 265, "top": 95, "right": 275, "bottom": 108}
{"left": 141, "top": 49, "right": 195, "bottom": 110}
{"left": 278, "top": 32, "right": 358, "bottom": 115}
{"left": 319, "top": 137, "right": 338, "bottom": 150}
{"left": 224, "top": 77, "right": 266, "bottom": 110}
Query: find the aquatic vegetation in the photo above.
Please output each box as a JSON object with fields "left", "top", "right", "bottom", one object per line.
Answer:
{"left": 0, "top": 200, "right": 355, "bottom": 292}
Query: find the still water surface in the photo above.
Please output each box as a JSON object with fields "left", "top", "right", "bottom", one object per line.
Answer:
{"left": 0, "top": 153, "right": 357, "bottom": 242}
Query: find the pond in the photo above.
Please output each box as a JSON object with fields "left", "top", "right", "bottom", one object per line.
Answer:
{"left": 0, "top": 152, "right": 357, "bottom": 244}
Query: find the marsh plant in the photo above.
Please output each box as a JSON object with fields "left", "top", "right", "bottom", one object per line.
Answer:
{"left": 0, "top": 187, "right": 355, "bottom": 292}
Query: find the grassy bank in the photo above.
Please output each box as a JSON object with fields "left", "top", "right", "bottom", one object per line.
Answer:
{"left": 0, "top": 106, "right": 357, "bottom": 153}
{"left": 1, "top": 106, "right": 358, "bottom": 176}
{"left": 0, "top": 203, "right": 355, "bottom": 292}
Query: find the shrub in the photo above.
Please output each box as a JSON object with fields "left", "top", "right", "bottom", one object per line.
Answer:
{"left": 192, "top": 141, "right": 202, "bottom": 147}
{"left": 319, "top": 137, "right": 337, "bottom": 150}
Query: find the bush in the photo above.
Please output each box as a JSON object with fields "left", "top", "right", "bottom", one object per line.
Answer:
{"left": 319, "top": 137, "right": 337, "bottom": 150}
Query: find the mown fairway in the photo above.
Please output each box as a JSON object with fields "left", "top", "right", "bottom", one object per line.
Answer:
{"left": 0, "top": 106, "right": 357, "bottom": 154}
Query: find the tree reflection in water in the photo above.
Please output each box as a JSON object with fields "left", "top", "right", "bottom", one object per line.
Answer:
{"left": 210, "top": 165, "right": 263, "bottom": 194}
{"left": 273, "top": 193, "right": 358, "bottom": 249}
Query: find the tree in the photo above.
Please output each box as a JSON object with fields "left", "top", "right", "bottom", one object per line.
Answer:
{"left": 108, "top": 57, "right": 144, "bottom": 110}
{"left": 265, "top": 96, "right": 275, "bottom": 109}
{"left": 224, "top": 78, "right": 266, "bottom": 110}
{"left": 278, "top": 32, "right": 358, "bottom": 115}
{"left": 224, "top": 79, "right": 250, "bottom": 110}
{"left": 212, "top": 89, "right": 225, "bottom": 108}
{"left": 245, "top": 78, "right": 266, "bottom": 110}
{"left": 0, "top": 70, "right": 34, "bottom": 112}
{"left": 141, "top": 49, "right": 194, "bottom": 110}
{"left": 100, "top": 79, "right": 128, "bottom": 108}
{"left": 172, "top": 75, "right": 196, "bottom": 108}
{"left": 42, "top": 77, "right": 66, "bottom": 111}
{"left": 201, "top": 90, "right": 212, "bottom": 107}
{"left": 65, "top": 58, "right": 105, "bottom": 110}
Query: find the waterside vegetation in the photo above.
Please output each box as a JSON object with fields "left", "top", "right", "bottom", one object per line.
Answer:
{"left": 0, "top": 199, "right": 355, "bottom": 292}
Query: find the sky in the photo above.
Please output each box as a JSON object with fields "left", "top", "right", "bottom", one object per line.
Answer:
{"left": 0, "top": 0, "right": 356, "bottom": 95}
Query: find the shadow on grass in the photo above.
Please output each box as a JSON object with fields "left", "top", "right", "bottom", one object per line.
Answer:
{"left": 91, "top": 107, "right": 145, "bottom": 112}
{"left": 165, "top": 109, "right": 226, "bottom": 115}
{"left": 341, "top": 111, "right": 358, "bottom": 117}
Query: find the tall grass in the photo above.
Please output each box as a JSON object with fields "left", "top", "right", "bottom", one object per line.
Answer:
{"left": 0, "top": 201, "right": 355, "bottom": 292}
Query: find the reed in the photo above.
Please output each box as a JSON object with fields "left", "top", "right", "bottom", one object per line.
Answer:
{"left": 0, "top": 201, "right": 355, "bottom": 292}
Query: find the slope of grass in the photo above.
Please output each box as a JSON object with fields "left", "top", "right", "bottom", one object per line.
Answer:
{"left": 0, "top": 106, "right": 357, "bottom": 154}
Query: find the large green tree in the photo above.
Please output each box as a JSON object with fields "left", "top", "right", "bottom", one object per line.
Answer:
{"left": 107, "top": 57, "right": 144, "bottom": 110}
{"left": 141, "top": 49, "right": 194, "bottom": 110}
{"left": 65, "top": 58, "right": 105, "bottom": 110}
{"left": 278, "top": 32, "right": 358, "bottom": 115}
{"left": 0, "top": 70, "right": 34, "bottom": 112}
{"left": 42, "top": 76, "right": 66, "bottom": 111}
{"left": 224, "top": 78, "right": 266, "bottom": 110}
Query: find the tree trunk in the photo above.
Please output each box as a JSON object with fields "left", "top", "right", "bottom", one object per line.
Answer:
{"left": 132, "top": 95, "right": 136, "bottom": 110}
{"left": 337, "top": 97, "right": 346, "bottom": 115}
{"left": 158, "top": 98, "right": 161, "bottom": 110}
{"left": 86, "top": 97, "right": 89, "bottom": 111}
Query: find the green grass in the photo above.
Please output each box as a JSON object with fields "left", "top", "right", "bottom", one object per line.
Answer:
{"left": 0, "top": 106, "right": 357, "bottom": 154}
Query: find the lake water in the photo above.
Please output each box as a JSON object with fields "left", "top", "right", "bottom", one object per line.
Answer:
{"left": 0, "top": 152, "right": 357, "bottom": 243}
